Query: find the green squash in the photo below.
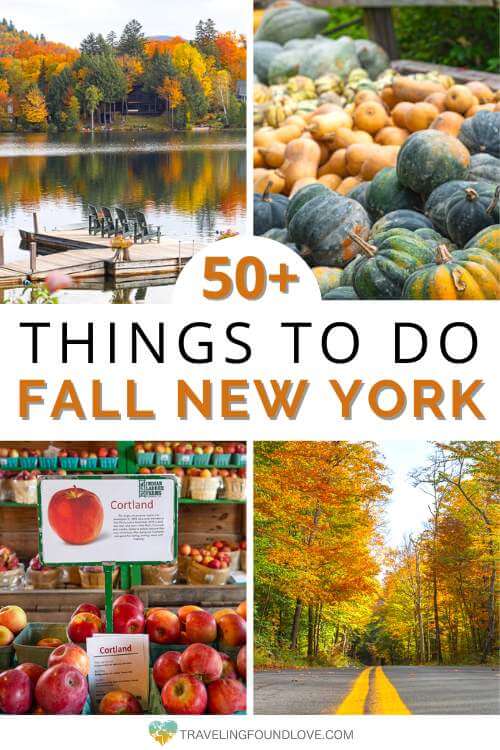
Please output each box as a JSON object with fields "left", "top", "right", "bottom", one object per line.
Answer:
{"left": 323, "top": 286, "right": 359, "bottom": 300}
{"left": 286, "top": 182, "right": 331, "bottom": 225}
{"left": 299, "top": 37, "right": 360, "bottom": 81}
{"left": 468, "top": 153, "right": 500, "bottom": 183}
{"left": 340, "top": 254, "right": 364, "bottom": 286}
{"left": 313, "top": 266, "right": 344, "bottom": 297}
{"left": 370, "top": 210, "right": 433, "bottom": 237}
{"left": 254, "top": 41, "right": 283, "bottom": 85}
{"left": 284, "top": 38, "right": 317, "bottom": 51}
{"left": 254, "top": 184, "right": 289, "bottom": 235}
{"left": 414, "top": 227, "right": 455, "bottom": 252}
{"left": 348, "top": 181, "right": 370, "bottom": 212}
{"left": 403, "top": 245, "right": 499, "bottom": 300}
{"left": 443, "top": 183, "right": 500, "bottom": 246}
{"left": 288, "top": 192, "right": 371, "bottom": 268}
{"left": 263, "top": 228, "right": 301, "bottom": 254}
{"left": 397, "top": 130, "right": 470, "bottom": 195}
{"left": 465, "top": 225, "right": 500, "bottom": 259}
{"left": 354, "top": 39, "right": 389, "bottom": 80}
{"left": 424, "top": 179, "right": 472, "bottom": 234}
{"left": 255, "top": 1, "right": 330, "bottom": 45}
{"left": 352, "top": 232, "right": 435, "bottom": 299}
{"left": 366, "top": 167, "right": 422, "bottom": 221}
{"left": 459, "top": 110, "right": 500, "bottom": 158}
{"left": 452, "top": 248, "right": 499, "bottom": 281}
{"left": 268, "top": 48, "right": 306, "bottom": 84}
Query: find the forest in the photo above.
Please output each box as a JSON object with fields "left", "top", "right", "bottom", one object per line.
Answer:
{"left": 254, "top": 441, "right": 498, "bottom": 669}
{"left": 0, "top": 18, "right": 246, "bottom": 131}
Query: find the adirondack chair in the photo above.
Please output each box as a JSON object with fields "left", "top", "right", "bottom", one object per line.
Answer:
{"left": 135, "top": 211, "right": 161, "bottom": 243}
{"left": 101, "top": 206, "right": 116, "bottom": 237}
{"left": 115, "top": 207, "right": 136, "bottom": 240}
{"left": 88, "top": 204, "right": 102, "bottom": 235}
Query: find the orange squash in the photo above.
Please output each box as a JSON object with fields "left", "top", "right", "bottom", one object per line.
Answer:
{"left": 318, "top": 148, "right": 349, "bottom": 178}
{"left": 302, "top": 102, "right": 342, "bottom": 122}
{"left": 345, "top": 143, "right": 381, "bottom": 176}
{"left": 254, "top": 124, "right": 302, "bottom": 148}
{"left": 375, "top": 126, "right": 409, "bottom": 146}
{"left": 254, "top": 148, "right": 265, "bottom": 168}
{"left": 381, "top": 86, "right": 398, "bottom": 110}
{"left": 425, "top": 92, "right": 447, "bottom": 112}
{"left": 336, "top": 176, "right": 363, "bottom": 195}
{"left": 354, "top": 90, "right": 383, "bottom": 107}
{"left": 430, "top": 111, "right": 464, "bottom": 138}
{"left": 445, "top": 85, "right": 475, "bottom": 114}
{"left": 392, "top": 76, "right": 446, "bottom": 103}
{"left": 259, "top": 142, "right": 287, "bottom": 168}
{"left": 329, "top": 127, "right": 373, "bottom": 150}
{"left": 254, "top": 169, "right": 286, "bottom": 194}
{"left": 405, "top": 101, "right": 440, "bottom": 132}
{"left": 289, "top": 177, "right": 319, "bottom": 197}
{"left": 284, "top": 114, "right": 308, "bottom": 129}
{"left": 464, "top": 102, "right": 495, "bottom": 118}
{"left": 276, "top": 138, "right": 322, "bottom": 194}
{"left": 318, "top": 174, "right": 342, "bottom": 190}
{"left": 360, "top": 146, "right": 399, "bottom": 181}
{"left": 392, "top": 102, "right": 414, "bottom": 129}
{"left": 353, "top": 100, "right": 388, "bottom": 134}
{"left": 307, "top": 110, "right": 353, "bottom": 140}
{"left": 465, "top": 81, "right": 494, "bottom": 104}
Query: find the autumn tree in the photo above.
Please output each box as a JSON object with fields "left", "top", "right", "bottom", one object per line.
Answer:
{"left": 84, "top": 84, "right": 102, "bottom": 130}
{"left": 20, "top": 85, "right": 47, "bottom": 130}
{"left": 157, "top": 76, "right": 184, "bottom": 127}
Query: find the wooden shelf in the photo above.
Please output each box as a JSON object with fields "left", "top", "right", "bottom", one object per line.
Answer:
{"left": 179, "top": 498, "right": 246, "bottom": 505}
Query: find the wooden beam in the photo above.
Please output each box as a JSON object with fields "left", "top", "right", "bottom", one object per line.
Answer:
{"left": 288, "top": 1, "right": 496, "bottom": 7}
{"left": 363, "top": 7, "right": 398, "bottom": 59}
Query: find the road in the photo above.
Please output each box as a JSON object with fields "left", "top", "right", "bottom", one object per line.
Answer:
{"left": 254, "top": 666, "right": 500, "bottom": 715}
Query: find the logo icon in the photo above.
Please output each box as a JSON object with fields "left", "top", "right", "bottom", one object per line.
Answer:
{"left": 149, "top": 720, "right": 178, "bottom": 745}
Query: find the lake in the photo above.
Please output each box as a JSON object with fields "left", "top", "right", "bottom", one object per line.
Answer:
{"left": 0, "top": 129, "right": 246, "bottom": 303}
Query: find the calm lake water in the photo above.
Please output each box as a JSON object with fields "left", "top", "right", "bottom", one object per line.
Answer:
{"left": 0, "top": 130, "right": 246, "bottom": 303}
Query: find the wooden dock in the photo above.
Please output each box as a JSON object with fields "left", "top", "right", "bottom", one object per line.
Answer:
{"left": 0, "top": 227, "right": 203, "bottom": 288}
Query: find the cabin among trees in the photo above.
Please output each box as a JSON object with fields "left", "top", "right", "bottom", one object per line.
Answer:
{"left": 0, "top": 17, "right": 246, "bottom": 131}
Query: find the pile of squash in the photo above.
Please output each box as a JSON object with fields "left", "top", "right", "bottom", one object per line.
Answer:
{"left": 254, "top": 0, "right": 500, "bottom": 300}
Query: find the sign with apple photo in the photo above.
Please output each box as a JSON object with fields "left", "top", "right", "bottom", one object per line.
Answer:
{"left": 38, "top": 476, "right": 178, "bottom": 565}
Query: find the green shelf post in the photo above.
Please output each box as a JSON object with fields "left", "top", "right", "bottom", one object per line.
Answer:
{"left": 103, "top": 562, "right": 115, "bottom": 633}
{"left": 130, "top": 564, "right": 142, "bottom": 586}
{"left": 120, "top": 563, "right": 130, "bottom": 590}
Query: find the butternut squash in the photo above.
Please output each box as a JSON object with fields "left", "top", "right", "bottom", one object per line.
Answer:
{"left": 445, "top": 85, "right": 475, "bottom": 114}
{"left": 465, "top": 102, "right": 496, "bottom": 118}
{"left": 318, "top": 174, "right": 342, "bottom": 190}
{"left": 405, "top": 101, "right": 440, "bottom": 132}
{"left": 392, "top": 102, "right": 414, "bottom": 129}
{"left": 318, "top": 148, "right": 349, "bottom": 178}
{"left": 329, "top": 127, "right": 373, "bottom": 151}
{"left": 284, "top": 114, "right": 308, "bottom": 129}
{"left": 375, "top": 126, "right": 409, "bottom": 146}
{"left": 392, "top": 75, "right": 446, "bottom": 103}
{"left": 425, "top": 92, "right": 447, "bottom": 112}
{"left": 307, "top": 109, "right": 353, "bottom": 140}
{"left": 354, "top": 90, "right": 383, "bottom": 107}
{"left": 276, "top": 137, "right": 322, "bottom": 193}
{"left": 336, "top": 176, "right": 363, "bottom": 195}
{"left": 303, "top": 102, "right": 343, "bottom": 122}
{"left": 254, "top": 148, "right": 265, "bottom": 168}
{"left": 465, "top": 81, "right": 494, "bottom": 104}
{"left": 345, "top": 143, "right": 381, "bottom": 176}
{"left": 381, "top": 86, "right": 398, "bottom": 110}
{"left": 254, "top": 123, "right": 303, "bottom": 148}
{"left": 289, "top": 177, "right": 319, "bottom": 197}
{"left": 360, "top": 146, "right": 399, "bottom": 181}
{"left": 254, "top": 169, "right": 286, "bottom": 194}
{"left": 430, "top": 110, "right": 464, "bottom": 137}
{"left": 259, "top": 142, "right": 287, "bottom": 168}
{"left": 353, "top": 100, "right": 388, "bottom": 134}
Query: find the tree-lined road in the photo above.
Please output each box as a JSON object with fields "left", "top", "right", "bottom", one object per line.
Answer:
{"left": 254, "top": 666, "right": 500, "bottom": 715}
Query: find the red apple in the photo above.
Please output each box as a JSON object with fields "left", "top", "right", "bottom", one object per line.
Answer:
{"left": 214, "top": 608, "right": 235, "bottom": 624}
{"left": 146, "top": 609, "right": 181, "bottom": 644}
{"left": 179, "top": 544, "right": 191, "bottom": 556}
{"left": 177, "top": 605, "right": 203, "bottom": 625}
{"left": 161, "top": 674, "right": 207, "bottom": 715}
{"left": 220, "top": 653, "right": 238, "bottom": 680}
{"left": 152, "top": 651, "right": 182, "bottom": 688}
{"left": 0, "top": 605, "right": 27, "bottom": 634}
{"left": 0, "top": 625, "right": 14, "bottom": 646}
{"left": 15, "top": 662, "right": 45, "bottom": 688}
{"left": 97, "top": 447, "right": 108, "bottom": 458}
{"left": 113, "top": 594, "right": 144, "bottom": 612}
{"left": 99, "top": 690, "right": 142, "bottom": 714}
{"left": 35, "top": 664, "right": 88, "bottom": 714}
{"left": 236, "top": 601, "right": 247, "bottom": 621}
{"left": 207, "top": 678, "right": 246, "bottom": 714}
{"left": 236, "top": 646, "right": 246, "bottom": 680}
{"left": 67, "top": 611, "right": 103, "bottom": 643}
{"left": 48, "top": 486, "right": 103, "bottom": 545}
{"left": 48, "top": 643, "right": 90, "bottom": 677}
{"left": 37, "top": 637, "right": 63, "bottom": 648}
{"left": 0, "top": 669, "right": 33, "bottom": 714}
{"left": 179, "top": 644, "right": 222, "bottom": 684}
{"left": 108, "top": 448, "right": 119, "bottom": 458}
{"left": 113, "top": 603, "right": 145, "bottom": 635}
{"left": 185, "top": 611, "right": 217, "bottom": 644}
{"left": 71, "top": 603, "right": 101, "bottom": 620}
{"left": 217, "top": 613, "right": 246, "bottom": 647}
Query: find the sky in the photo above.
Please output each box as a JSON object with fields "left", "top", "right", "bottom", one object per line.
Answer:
{"left": 378, "top": 440, "right": 435, "bottom": 548}
{"left": 6, "top": 0, "right": 247, "bottom": 47}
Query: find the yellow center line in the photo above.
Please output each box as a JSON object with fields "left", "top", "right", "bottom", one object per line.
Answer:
{"left": 329, "top": 667, "right": 372, "bottom": 714}
{"left": 370, "top": 667, "right": 411, "bottom": 715}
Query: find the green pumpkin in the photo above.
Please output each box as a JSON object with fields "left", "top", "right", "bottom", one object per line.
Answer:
{"left": 348, "top": 181, "right": 370, "bottom": 211}
{"left": 288, "top": 192, "right": 371, "bottom": 268}
{"left": 465, "top": 225, "right": 500, "bottom": 259}
{"left": 354, "top": 39, "right": 389, "bottom": 80}
{"left": 459, "top": 110, "right": 500, "bottom": 158}
{"left": 414, "top": 227, "right": 455, "bottom": 252}
{"left": 352, "top": 232, "right": 435, "bottom": 299}
{"left": 286, "top": 182, "right": 331, "bottom": 225}
{"left": 370, "top": 210, "right": 433, "bottom": 237}
{"left": 468, "top": 153, "right": 500, "bottom": 183}
{"left": 254, "top": 185, "right": 289, "bottom": 235}
{"left": 424, "top": 179, "right": 473, "bottom": 234}
{"left": 323, "top": 286, "right": 359, "bottom": 300}
{"left": 255, "top": 1, "right": 330, "bottom": 44}
{"left": 313, "top": 266, "right": 344, "bottom": 297}
{"left": 403, "top": 245, "right": 499, "bottom": 300}
{"left": 254, "top": 41, "right": 283, "bottom": 85}
{"left": 443, "top": 183, "right": 499, "bottom": 246}
{"left": 366, "top": 168, "right": 422, "bottom": 221}
{"left": 452, "top": 248, "right": 499, "bottom": 281}
{"left": 397, "top": 130, "right": 470, "bottom": 195}
{"left": 340, "top": 254, "right": 364, "bottom": 286}
{"left": 299, "top": 37, "right": 360, "bottom": 81}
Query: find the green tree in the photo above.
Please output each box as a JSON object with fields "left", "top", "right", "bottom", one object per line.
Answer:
{"left": 118, "top": 19, "right": 145, "bottom": 58}
{"left": 195, "top": 18, "right": 218, "bottom": 58}
{"left": 37, "top": 58, "right": 49, "bottom": 96}
{"left": 84, "top": 84, "right": 103, "bottom": 130}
